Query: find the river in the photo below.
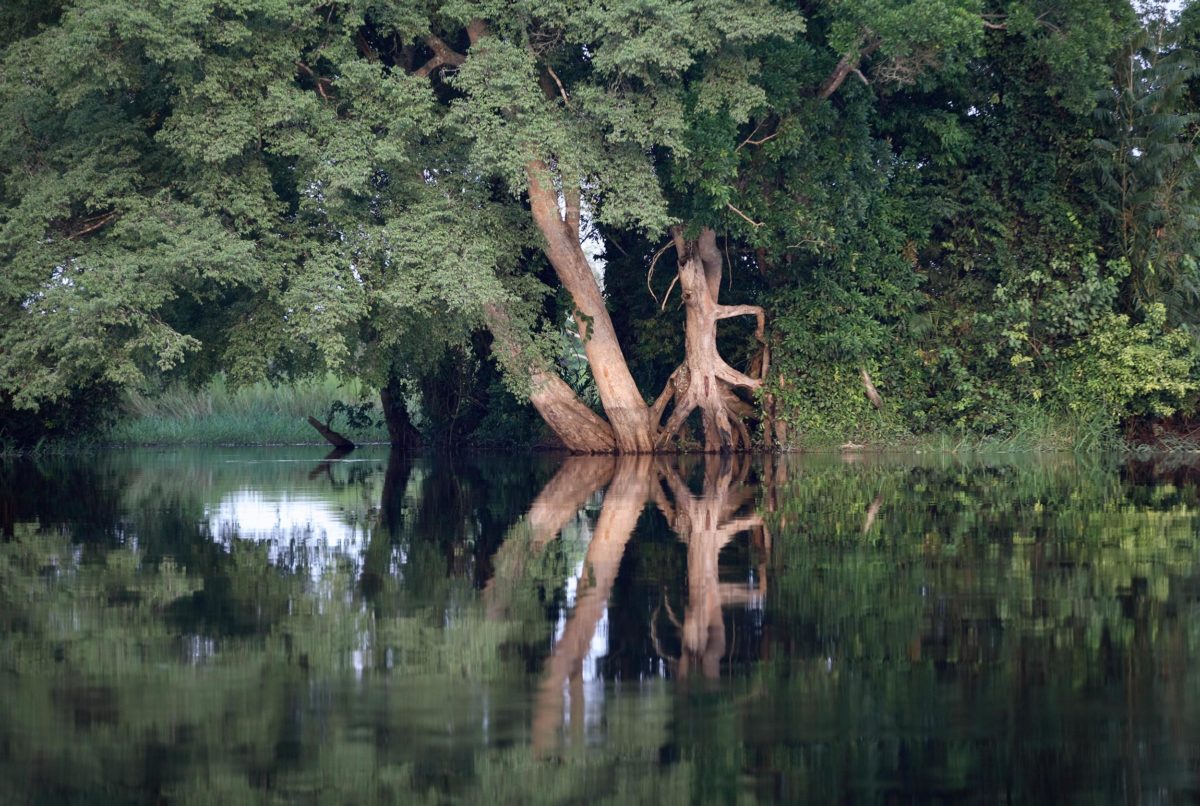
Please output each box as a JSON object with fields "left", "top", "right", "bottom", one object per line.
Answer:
{"left": 1, "top": 447, "right": 1198, "bottom": 802}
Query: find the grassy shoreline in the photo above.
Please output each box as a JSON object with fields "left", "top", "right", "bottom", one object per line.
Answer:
{"left": 8, "top": 376, "right": 1200, "bottom": 456}
{"left": 102, "top": 375, "right": 390, "bottom": 448}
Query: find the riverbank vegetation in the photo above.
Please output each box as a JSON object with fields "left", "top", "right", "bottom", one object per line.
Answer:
{"left": 4, "top": 0, "right": 1200, "bottom": 453}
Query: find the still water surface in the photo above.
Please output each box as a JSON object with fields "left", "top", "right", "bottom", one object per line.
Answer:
{"left": 2, "top": 447, "right": 1199, "bottom": 803}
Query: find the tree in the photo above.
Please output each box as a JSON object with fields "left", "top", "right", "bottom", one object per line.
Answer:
{"left": 3, "top": 0, "right": 1195, "bottom": 452}
{"left": 0, "top": 0, "right": 541, "bottom": 446}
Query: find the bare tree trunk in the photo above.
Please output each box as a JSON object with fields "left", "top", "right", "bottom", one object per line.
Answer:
{"left": 526, "top": 164, "right": 655, "bottom": 454}
{"left": 653, "top": 228, "right": 768, "bottom": 453}
{"left": 306, "top": 416, "right": 355, "bottom": 450}
{"left": 483, "top": 302, "right": 615, "bottom": 453}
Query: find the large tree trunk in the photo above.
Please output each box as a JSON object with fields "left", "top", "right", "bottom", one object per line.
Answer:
{"left": 652, "top": 228, "right": 768, "bottom": 453}
{"left": 483, "top": 303, "right": 616, "bottom": 453}
{"left": 526, "top": 164, "right": 655, "bottom": 454}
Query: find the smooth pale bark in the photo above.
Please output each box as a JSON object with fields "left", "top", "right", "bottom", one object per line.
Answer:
{"left": 526, "top": 165, "right": 655, "bottom": 453}
{"left": 483, "top": 302, "right": 615, "bottom": 453}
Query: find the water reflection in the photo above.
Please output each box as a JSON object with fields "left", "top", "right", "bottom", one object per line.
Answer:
{"left": 526, "top": 454, "right": 776, "bottom": 755}
{"left": 3, "top": 448, "right": 1200, "bottom": 801}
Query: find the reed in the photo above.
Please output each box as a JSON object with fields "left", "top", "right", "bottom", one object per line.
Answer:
{"left": 106, "top": 374, "right": 390, "bottom": 446}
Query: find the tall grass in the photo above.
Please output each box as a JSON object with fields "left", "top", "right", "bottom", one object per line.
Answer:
{"left": 781, "top": 407, "right": 1123, "bottom": 455}
{"left": 106, "top": 374, "right": 391, "bottom": 446}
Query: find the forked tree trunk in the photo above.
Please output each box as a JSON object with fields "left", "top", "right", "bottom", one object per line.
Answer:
{"left": 652, "top": 228, "right": 768, "bottom": 453}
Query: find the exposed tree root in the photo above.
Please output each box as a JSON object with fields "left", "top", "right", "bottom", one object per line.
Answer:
{"left": 651, "top": 227, "right": 769, "bottom": 453}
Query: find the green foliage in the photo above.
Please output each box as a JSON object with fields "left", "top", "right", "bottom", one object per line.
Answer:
{"left": 1062, "top": 303, "right": 1199, "bottom": 418}
{"left": 4, "top": 0, "right": 1200, "bottom": 449}
{"left": 1093, "top": 9, "right": 1200, "bottom": 322}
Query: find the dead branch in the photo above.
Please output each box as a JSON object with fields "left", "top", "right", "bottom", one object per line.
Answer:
{"left": 660, "top": 273, "right": 681, "bottom": 311}
{"left": 818, "top": 38, "right": 881, "bottom": 100}
{"left": 65, "top": 210, "right": 118, "bottom": 239}
{"left": 646, "top": 239, "right": 676, "bottom": 305}
{"left": 546, "top": 65, "right": 571, "bottom": 107}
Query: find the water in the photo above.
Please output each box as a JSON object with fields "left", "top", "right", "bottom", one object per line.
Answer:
{"left": 2, "top": 447, "right": 1199, "bottom": 803}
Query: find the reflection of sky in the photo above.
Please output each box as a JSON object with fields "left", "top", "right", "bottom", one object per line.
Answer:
{"left": 205, "top": 490, "right": 366, "bottom": 580}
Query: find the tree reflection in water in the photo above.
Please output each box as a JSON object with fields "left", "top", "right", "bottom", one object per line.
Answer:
{"left": 519, "top": 453, "right": 774, "bottom": 756}
{"left": 4, "top": 448, "right": 1200, "bottom": 801}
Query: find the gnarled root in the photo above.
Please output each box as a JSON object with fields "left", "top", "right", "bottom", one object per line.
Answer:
{"left": 649, "top": 227, "right": 769, "bottom": 454}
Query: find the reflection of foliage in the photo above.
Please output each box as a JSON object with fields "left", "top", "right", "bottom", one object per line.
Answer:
{"left": 753, "top": 455, "right": 1200, "bottom": 799}
{"left": 3, "top": 451, "right": 1200, "bottom": 801}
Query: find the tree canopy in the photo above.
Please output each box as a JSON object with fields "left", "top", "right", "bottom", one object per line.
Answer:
{"left": 3, "top": 0, "right": 1200, "bottom": 450}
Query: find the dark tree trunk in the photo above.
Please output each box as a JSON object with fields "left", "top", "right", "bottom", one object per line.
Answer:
{"left": 306, "top": 416, "right": 355, "bottom": 450}
{"left": 380, "top": 375, "right": 422, "bottom": 450}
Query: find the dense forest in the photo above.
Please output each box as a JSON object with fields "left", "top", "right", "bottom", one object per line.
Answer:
{"left": 3, "top": 0, "right": 1200, "bottom": 452}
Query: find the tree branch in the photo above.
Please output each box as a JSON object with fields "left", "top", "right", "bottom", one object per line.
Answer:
{"left": 546, "top": 65, "right": 571, "bottom": 107}
{"left": 294, "top": 61, "right": 332, "bottom": 100}
{"left": 716, "top": 304, "right": 766, "bottom": 342}
{"left": 466, "top": 20, "right": 488, "bottom": 45}
{"left": 735, "top": 118, "right": 780, "bottom": 152}
{"left": 414, "top": 34, "right": 466, "bottom": 78}
{"left": 726, "top": 202, "right": 763, "bottom": 228}
{"left": 645, "top": 239, "right": 676, "bottom": 306}
{"left": 818, "top": 38, "right": 881, "bottom": 100}
{"left": 64, "top": 210, "right": 118, "bottom": 239}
